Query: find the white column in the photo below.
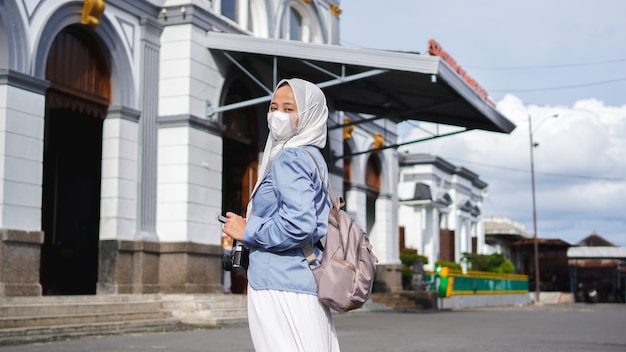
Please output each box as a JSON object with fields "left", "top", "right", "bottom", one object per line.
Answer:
{"left": 372, "top": 196, "right": 400, "bottom": 264}
{"left": 0, "top": 72, "right": 48, "bottom": 230}
{"left": 156, "top": 23, "right": 224, "bottom": 246}
{"left": 100, "top": 107, "right": 139, "bottom": 240}
{"left": 386, "top": 149, "right": 400, "bottom": 264}
{"left": 135, "top": 17, "right": 163, "bottom": 241}
{"left": 457, "top": 216, "right": 469, "bottom": 262}
{"left": 398, "top": 204, "right": 421, "bottom": 250}
{"left": 157, "top": 126, "right": 223, "bottom": 245}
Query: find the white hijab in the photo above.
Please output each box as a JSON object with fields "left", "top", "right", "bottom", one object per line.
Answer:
{"left": 249, "top": 78, "right": 329, "bottom": 212}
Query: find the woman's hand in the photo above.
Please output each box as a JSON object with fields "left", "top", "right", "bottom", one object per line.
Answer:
{"left": 221, "top": 211, "right": 246, "bottom": 242}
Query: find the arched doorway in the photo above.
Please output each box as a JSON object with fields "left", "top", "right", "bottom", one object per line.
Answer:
{"left": 221, "top": 79, "right": 260, "bottom": 294}
{"left": 365, "top": 154, "right": 381, "bottom": 235}
{"left": 40, "top": 26, "right": 110, "bottom": 295}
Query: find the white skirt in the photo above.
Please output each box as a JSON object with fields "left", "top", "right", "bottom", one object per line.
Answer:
{"left": 247, "top": 285, "right": 341, "bottom": 352}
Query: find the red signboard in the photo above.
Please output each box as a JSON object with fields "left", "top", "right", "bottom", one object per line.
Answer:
{"left": 428, "top": 39, "right": 495, "bottom": 106}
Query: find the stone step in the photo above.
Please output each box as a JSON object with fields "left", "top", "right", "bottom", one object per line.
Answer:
{"left": 0, "top": 293, "right": 250, "bottom": 345}
{"left": 162, "top": 294, "right": 248, "bottom": 326}
{"left": 0, "top": 301, "right": 164, "bottom": 318}
{"left": 0, "top": 318, "right": 182, "bottom": 346}
{"left": 0, "top": 310, "right": 171, "bottom": 329}
{"left": 370, "top": 291, "right": 436, "bottom": 311}
{"left": 0, "top": 294, "right": 163, "bottom": 305}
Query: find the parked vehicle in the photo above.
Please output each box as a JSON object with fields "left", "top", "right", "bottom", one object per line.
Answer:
{"left": 576, "top": 283, "right": 599, "bottom": 303}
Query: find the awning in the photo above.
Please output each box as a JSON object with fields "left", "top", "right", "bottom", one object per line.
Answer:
{"left": 567, "top": 247, "right": 626, "bottom": 259}
{"left": 205, "top": 32, "right": 515, "bottom": 134}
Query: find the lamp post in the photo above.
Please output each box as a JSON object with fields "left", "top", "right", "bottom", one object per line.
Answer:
{"left": 528, "top": 113, "right": 558, "bottom": 304}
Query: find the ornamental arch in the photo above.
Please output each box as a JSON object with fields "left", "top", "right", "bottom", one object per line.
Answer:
{"left": 41, "top": 25, "right": 111, "bottom": 295}
{"left": 276, "top": 0, "right": 326, "bottom": 42}
{"left": 0, "top": 0, "right": 28, "bottom": 71}
{"left": 33, "top": 3, "right": 135, "bottom": 107}
{"left": 0, "top": 15, "right": 7, "bottom": 69}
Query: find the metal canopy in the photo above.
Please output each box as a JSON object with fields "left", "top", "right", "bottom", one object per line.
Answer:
{"left": 205, "top": 32, "right": 516, "bottom": 134}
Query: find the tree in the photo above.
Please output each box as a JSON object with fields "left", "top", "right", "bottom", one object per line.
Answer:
{"left": 461, "top": 253, "right": 515, "bottom": 273}
{"left": 399, "top": 248, "right": 428, "bottom": 290}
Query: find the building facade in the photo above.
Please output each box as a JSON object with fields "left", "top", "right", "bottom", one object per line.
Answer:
{"left": 398, "top": 154, "right": 488, "bottom": 271}
{"left": 0, "top": 0, "right": 513, "bottom": 297}
{"left": 484, "top": 216, "right": 533, "bottom": 270}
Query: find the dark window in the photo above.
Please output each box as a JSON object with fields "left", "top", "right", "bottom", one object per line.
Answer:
{"left": 222, "top": 0, "right": 236, "bottom": 21}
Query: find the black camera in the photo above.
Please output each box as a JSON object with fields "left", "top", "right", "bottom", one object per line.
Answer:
{"left": 222, "top": 241, "right": 249, "bottom": 275}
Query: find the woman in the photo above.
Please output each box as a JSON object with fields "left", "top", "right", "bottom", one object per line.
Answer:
{"left": 221, "top": 78, "right": 340, "bottom": 351}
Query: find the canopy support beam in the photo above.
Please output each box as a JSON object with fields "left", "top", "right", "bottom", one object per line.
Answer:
{"left": 333, "top": 128, "right": 469, "bottom": 162}
{"left": 205, "top": 51, "right": 387, "bottom": 118}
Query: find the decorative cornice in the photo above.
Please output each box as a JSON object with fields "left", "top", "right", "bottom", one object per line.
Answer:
{"left": 157, "top": 114, "right": 226, "bottom": 135}
{"left": 400, "top": 153, "right": 489, "bottom": 190}
{"left": 107, "top": 0, "right": 160, "bottom": 18}
{"left": 399, "top": 153, "right": 456, "bottom": 173}
{"left": 157, "top": 4, "right": 248, "bottom": 34}
{"left": 107, "top": 105, "right": 141, "bottom": 123}
{"left": 0, "top": 69, "right": 50, "bottom": 94}
{"left": 346, "top": 183, "right": 392, "bottom": 200}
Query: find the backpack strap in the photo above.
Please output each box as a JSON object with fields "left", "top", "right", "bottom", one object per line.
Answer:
{"left": 300, "top": 147, "right": 336, "bottom": 265}
{"left": 302, "top": 242, "right": 318, "bottom": 265}
{"left": 300, "top": 147, "right": 338, "bottom": 206}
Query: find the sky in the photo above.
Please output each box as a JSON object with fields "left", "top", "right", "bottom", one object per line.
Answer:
{"left": 339, "top": 0, "right": 626, "bottom": 247}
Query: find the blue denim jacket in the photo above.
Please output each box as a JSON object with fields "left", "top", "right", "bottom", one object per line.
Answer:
{"left": 243, "top": 146, "right": 330, "bottom": 294}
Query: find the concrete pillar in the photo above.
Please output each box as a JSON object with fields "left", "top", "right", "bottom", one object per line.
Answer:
{"left": 135, "top": 17, "right": 163, "bottom": 241}
{"left": 0, "top": 70, "right": 49, "bottom": 296}
{"left": 100, "top": 107, "right": 140, "bottom": 241}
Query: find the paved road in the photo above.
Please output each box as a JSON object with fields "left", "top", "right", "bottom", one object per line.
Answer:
{"left": 1, "top": 303, "right": 625, "bottom": 351}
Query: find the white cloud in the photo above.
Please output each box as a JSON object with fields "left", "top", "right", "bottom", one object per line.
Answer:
{"left": 398, "top": 96, "right": 626, "bottom": 247}
{"left": 339, "top": 0, "right": 626, "bottom": 247}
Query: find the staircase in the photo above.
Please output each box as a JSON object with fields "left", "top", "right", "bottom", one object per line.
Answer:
{"left": 162, "top": 294, "right": 247, "bottom": 326}
{"left": 0, "top": 293, "right": 248, "bottom": 345}
{"left": 370, "top": 291, "right": 437, "bottom": 312}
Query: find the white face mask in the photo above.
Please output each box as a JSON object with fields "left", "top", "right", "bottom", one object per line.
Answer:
{"left": 267, "top": 111, "right": 299, "bottom": 141}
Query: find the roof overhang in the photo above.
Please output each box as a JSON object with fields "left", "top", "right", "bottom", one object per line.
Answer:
{"left": 513, "top": 238, "right": 572, "bottom": 247}
{"left": 205, "top": 32, "right": 516, "bottom": 134}
{"left": 567, "top": 247, "right": 626, "bottom": 259}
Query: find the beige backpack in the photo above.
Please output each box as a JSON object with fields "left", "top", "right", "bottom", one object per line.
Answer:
{"left": 301, "top": 149, "right": 378, "bottom": 312}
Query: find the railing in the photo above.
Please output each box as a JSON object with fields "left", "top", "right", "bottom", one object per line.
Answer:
{"left": 425, "top": 269, "right": 529, "bottom": 296}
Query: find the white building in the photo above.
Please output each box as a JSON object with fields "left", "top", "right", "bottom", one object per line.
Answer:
{"left": 398, "top": 154, "right": 489, "bottom": 271}
{"left": 0, "top": 0, "right": 514, "bottom": 297}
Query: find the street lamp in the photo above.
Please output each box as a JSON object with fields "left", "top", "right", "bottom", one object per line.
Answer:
{"left": 528, "top": 113, "right": 558, "bottom": 304}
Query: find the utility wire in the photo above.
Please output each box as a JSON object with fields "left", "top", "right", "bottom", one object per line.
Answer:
{"left": 466, "top": 58, "right": 626, "bottom": 70}
{"left": 490, "top": 77, "right": 626, "bottom": 93}
{"left": 494, "top": 102, "right": 626, "bottom": 119}
{"left": 442, "top": 157, "right": 624, "bottom": 182}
